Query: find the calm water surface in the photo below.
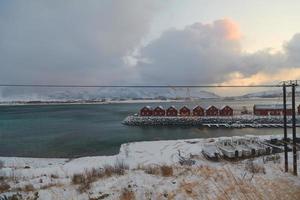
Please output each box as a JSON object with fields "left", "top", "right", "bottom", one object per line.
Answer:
{"left": 0, "top": 98, "right": 296, "bottom": 158}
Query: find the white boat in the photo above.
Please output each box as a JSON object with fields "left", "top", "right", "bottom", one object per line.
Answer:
{"left": 244, "top": 136, "right": 267, "bottom": 156}
{"left": 231, "top": 136, "right": 252, "bottom": 157}
{"left": 217, "top": 138, "right": 242, "bottom": 158}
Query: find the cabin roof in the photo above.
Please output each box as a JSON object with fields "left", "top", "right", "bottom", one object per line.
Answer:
{"left": 180, "top": 105, "right": 190, "bottom": 110}
{"left": 220, "top": 105, "right": 232, "bottom": 110}
{"left": 193, "top": 105, "right": 204, "bottom": 110}
{"left": 206, "top": 105, "right": 218, "bottom": 110}
{"left": 155, "top": 105, "right": 164, "bottom": 110}
{"left": 254, "top": 104, "right": 292, "bottom": 110}
{"left": 167, "top": 105, "right": 177, "bottom": 110}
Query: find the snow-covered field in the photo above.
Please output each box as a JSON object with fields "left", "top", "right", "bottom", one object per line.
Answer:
{"left": 1, "top": 136, "right": 300, "bottom": 200}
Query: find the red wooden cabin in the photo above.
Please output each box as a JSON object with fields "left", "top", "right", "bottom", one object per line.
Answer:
{"left": 205, "top": 105, "right": 219, "bottom": 116}
{"left": 179, "top": 106, "right": 191, "bottom": 116}
{"left": 140, "top": 106, "right": 153, "bottom": 116}
{"left": 192, "top": 105, "right": 205, "bottom": 116}
{"left": 253, "top": 104, "right": 292, "bottom": 116}
{"left": 219, "top": 105, "right": 233, "bottom": 116}
{"left": 153, "top": 106, "right": 166, "bottom": 116}
{"left": 283, "top": 109, "right": 292, "bottom": 116}
{"left": 166, "top": 106, "right": 178, "bottom": 116}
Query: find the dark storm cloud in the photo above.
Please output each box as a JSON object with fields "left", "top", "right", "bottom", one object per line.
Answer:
{"left": 0, "top": 0, "right": 159, "bottom": 85}
{"left": 137, "top": 19, "right": 242, "bottom": 84}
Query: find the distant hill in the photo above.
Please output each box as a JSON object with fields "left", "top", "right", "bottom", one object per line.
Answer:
{"left": 241, "top": 89, "right": 300, "bottom": 98}
{"left": 0, "top": 88, "right": 219, "bottom": 103}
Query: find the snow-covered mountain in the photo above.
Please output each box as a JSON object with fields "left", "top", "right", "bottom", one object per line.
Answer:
{"left": 0, "top": 87, "right": 219, "bottom": 102}
{"left": 242, "top": 88, "right": 300, "bottom": 98}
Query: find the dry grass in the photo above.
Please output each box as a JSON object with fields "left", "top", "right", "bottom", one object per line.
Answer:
{"left": 145, "top": 166, "right": 160, "bottom": 175}
{"left": 72, "top": 173, "right": 86, "bottom": 185}
{"left": 9, "top": 168, "right": 18, "bottom": 184}
{"left": 78, "top": 180, "right": 91, "bottom": 193}
{"left": 215, "top": 169, "right": 300, "bottom": 200}
{"left": 23, "top": 184, "right": 35, "bottom": 192}
{"left": 40, "top": 183, "right": 64, "bottom": 190}
{"left": 0, "top": 181, "right": 10, "bottom": 193}
{"left": 50, "top": 174, "right": 59, "bottom": 179}
{"left": 245, "top": 160, "right": 266, "bottom": 174}
{"left": 179, "top": 180, "right": 199, "bottom": 199}
{"left": 103, "top": 160, "right": 129, "bottom": 177}
{"left": 137, "top": 164, "right": 174, "bottom": 177}
{"left": 72, "top": 169, "right": 101, "bottom": 193}
{"left": 136, "top": 164, "right": 160, "bottom": 175}
{"left": 114, "top": 159, "right": 129, "bottom": 173}
{"left": 160, "top": 165, "right": 173, "bottom": 177}
{"left": 119, "top": 188, "right": 135, "bottom": 200}
{"left": 72, "top": 160, "right": 129, "bottom": 193}
{"left": 173, "top": 164, "right": 300, "bottom": 200}
{"left": 196, "top": 165, "right": 218, "bottom": 180}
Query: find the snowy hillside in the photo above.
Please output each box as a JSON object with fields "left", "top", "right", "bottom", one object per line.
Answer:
{"left": 0, "top": 87, "right": 219, "bottom": 102}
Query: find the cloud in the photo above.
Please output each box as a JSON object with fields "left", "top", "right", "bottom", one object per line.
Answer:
{"left": 214, "top": 18, "right": 241, "bottom": 41}
{"left": 136, "top": 19, "right": 242, "bottom": 85}
{"left": 285, "top": 33, "right": 300, "bottom": 66}
{"left": 2, "top": 2, "right": 300, "bottom": 99}
{"left": 214, "top": 68, "right": 300, "bottom": 96}
{"left": 136, "top": 19, "right": 300, "bottom": 88}
{"left": 0, "top": 0, "right": 159, "bottom": 85}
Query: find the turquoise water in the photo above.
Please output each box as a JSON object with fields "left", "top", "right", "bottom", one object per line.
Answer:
{"left": 0, "top": 99, "right": 293, "bottom": 158}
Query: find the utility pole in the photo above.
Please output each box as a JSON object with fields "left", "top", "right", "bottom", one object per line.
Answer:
{"left": 283, "top": 83, "right": 288, "bottom": 172}
{"left": 292, "top": 83, "right": 298, "bottom": 175}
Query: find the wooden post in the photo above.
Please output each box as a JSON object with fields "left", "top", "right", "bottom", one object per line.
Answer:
{"left": 283, "top": 83, "right": 288, "bottom": 172}
{"left": 292, "top": 84, "right": 298, "bottom": 176}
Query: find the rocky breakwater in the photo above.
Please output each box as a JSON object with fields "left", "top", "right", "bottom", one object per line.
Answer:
{"left": 123, "top": 116, "right": 204, "bottom": 126}
{"left": 122, "top": 115, "right": 300, "bottom": 127}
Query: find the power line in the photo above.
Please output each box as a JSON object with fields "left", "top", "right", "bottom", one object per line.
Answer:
{"left": 0, "top": 84, "right": 283, "bottom": 88}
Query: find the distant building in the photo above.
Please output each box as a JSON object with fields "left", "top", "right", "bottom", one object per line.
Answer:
{"left": 179, "top": 106, "right": 191, "bottom": 116}
{"left": 192, "top": 105, "right": 205, "bottom": 116}
{"left": 253, "top": 104, "right": 292, "bottom": 116}
{"left": 241, "top": 106, "right": 250, "bottom": 115}
{"left": 206, "top": 105, "right": 219, "bottom": 116}
{"left": 153, "top": 106, "right": 166, "bottom": 116}
{"left": 166, "top": 106, "right": 178, "bottom": 116}
{"left": 219, "top": 105, "right": 233, "bottom": 116}
{"left": 140, "top": 106, "right": 153, "bottom": 116}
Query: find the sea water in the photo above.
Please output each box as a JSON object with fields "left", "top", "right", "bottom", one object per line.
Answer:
{"left": 0, "top": 98, "right": 297, "bottom": 158}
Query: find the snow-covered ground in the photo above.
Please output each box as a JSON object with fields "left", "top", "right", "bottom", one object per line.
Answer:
{"left": 1, "top": 135, "right": 300, "bottom": 200}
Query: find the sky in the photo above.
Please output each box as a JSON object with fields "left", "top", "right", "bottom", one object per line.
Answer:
{"left": 1, "top": 0, "right": 300, "bottom": 96}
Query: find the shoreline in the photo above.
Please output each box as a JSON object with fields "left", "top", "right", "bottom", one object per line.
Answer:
{"left": 0, "top": 134, "right": 284, "bottom": 161}
{"left": 1, "top": 134, "right": 300, "bottom": 200}
{"left": 0, "top": 96, "right": 284, "bottom": 106}
{"left": 0, "top": 99, "right": 188, "bottom": 106}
